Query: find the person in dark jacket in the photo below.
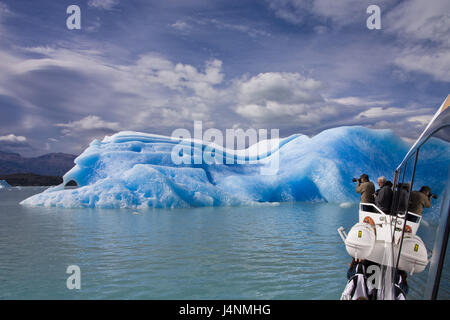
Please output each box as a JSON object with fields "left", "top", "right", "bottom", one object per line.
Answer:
{"left": 374, "top": 176, "right": 393, "bottom": 214}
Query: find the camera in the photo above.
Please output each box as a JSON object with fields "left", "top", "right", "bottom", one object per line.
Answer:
{"left": 430, "top": 194, "right": 438, "bottom": 199}
{"left": 352, "top": 178, "right": 360, "bottom": 183}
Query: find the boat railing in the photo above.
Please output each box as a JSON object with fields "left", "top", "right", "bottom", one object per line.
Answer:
{"left": 359, "top": 203, "right": 385, "bottom": 215}
{"left": 359, "top": 203, "right": 389, "bottom": 226}
{"left": 398, "top": 211, "right": 422, "bottom": 224}
{"left": 359, "top": 202, "right": 422, "bottom": 237}
{"left": 359, "top": 203, "right": 421, "bottom": 222}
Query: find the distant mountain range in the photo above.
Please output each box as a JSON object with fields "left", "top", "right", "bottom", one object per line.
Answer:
{"left": 0, "top": 173, "right": 63, "bottom": 186}
{"left": 0, "top": 150, "right": 77, "bottom": 176}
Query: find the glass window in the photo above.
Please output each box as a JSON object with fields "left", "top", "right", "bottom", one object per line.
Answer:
{"left": 398, "top": 126, "right": 450, "bottom": 299}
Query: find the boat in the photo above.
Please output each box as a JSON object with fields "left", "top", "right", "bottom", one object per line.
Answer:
{"left": 338, "top": 94, "right": 450, "bottom": 300}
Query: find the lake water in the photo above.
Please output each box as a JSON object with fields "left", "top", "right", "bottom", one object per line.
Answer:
{"left": 0, "top": 187, "right": 448, "bottom": 299}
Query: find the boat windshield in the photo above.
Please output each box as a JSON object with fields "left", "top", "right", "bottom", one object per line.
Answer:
{"left": 391, "top": 123, "right": 450, "bottom": 299}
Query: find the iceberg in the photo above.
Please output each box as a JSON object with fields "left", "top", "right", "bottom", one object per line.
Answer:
{"left": 20, "top": 126, "right": 448, "bottom": 209}
{"left": 0, "top": 180, "right": 11, "bottom": 189}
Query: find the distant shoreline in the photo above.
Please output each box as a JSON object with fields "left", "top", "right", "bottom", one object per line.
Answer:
{"left": 0, "top": 173, "right": 63, "bottom": 186}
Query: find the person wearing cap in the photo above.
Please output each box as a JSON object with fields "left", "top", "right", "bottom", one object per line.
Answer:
{"left": 355, "top": 174, "right": 375, "bottom": 204}
{"left": 408, "top": 186, "right": 434, "bottom": 215}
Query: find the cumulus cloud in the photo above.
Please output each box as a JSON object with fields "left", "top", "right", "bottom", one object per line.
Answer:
{"left": 0, "top": 134, "right": 32, "bottom": 154}
{"left": 56, "top": 115, "right": 121, "bottom": 133}
{"left": 394, "top": 50, "right": 450, "bottom": 82}
{"left": 358, "top": 107, "right": 414, "bottom": 119}
{"left": 0, "top": 134, "right": 27, "bottom": 143}
{"left": 354, "top": 104, "right": 439, "bottom": 140}
{"left": 53, "top": 115, "right": 122, "bottom": 153}
{"left": 230, "top": 69, "right": 441, "bottom": 136}
{"left": 230, "top": 72, "right": 398, "bottom": 133}
{"left": 0, "top": 41, "right": 231, "bottom": 155}
{"left": 233, "top": 72, "right": 325, "bottom": 125}
{"left": 2, "top": 45, "right": 225, "bottom": 119}
{"left": 237, "top": 72, "right": 322, "bottom": 105}
{"left": 326, "top": 97, "right": 390, "bottom": 107}
{"left": 45, "top": 116, "right": 119, "bottom": 155}
{"left": 124, "top": 56, "right": 224, "bottom": 98}
{"left": 407, "top": 115, "right": 434, "bottom": 127}
{"left": 170, "top": 20, "right": 192, "bottom": 32}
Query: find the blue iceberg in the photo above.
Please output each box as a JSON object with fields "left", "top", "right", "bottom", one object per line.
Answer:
{"left": 20, "top": 126, "right": 448, "bottom": 209}
{"left": 0, "top": 180, "right": 11, "bottom": 189}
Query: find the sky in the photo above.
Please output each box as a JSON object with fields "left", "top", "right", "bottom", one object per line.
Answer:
{"left": 0, "top": 0, "right": 448, "bottom": 156}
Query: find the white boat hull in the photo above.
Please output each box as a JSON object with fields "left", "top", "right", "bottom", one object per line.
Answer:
{"left": 338, "top": 203, "right": 429, "bottom": 275}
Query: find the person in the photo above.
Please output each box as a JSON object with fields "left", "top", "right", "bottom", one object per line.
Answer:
{"left": 355, "top": 174, "right": 375, "bottom": 204}
{"left": 341, "top": 259, "right": 376, "bottom": 300}
{"left": 408, "top": 186, "right": 434, "bottom": 215}
{"left": 394, "top": 270, "right": 408, "bottom": 300}
{"left": 346, "top": 258, "right": 377, "bottom": 280}
{"left": 396, "top": 183, "right": 410, "bottom": 214}
{"left": 374, "top": 176, "right": 393, "bottom": 214}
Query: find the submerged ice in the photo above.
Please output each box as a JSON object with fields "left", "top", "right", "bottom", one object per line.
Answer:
{"left": 20, "top": 126, "right": 447, "bottom": 209}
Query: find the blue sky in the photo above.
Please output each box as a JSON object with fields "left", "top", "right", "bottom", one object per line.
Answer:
{"left": 0, "top": 0, "right": 449, "bottom": 156}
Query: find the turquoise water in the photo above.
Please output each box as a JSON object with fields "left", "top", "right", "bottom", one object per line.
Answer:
{"left": 0, "top": 187, "right": 448, "bottom": 299}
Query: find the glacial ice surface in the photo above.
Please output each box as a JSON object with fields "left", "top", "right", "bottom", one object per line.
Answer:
{"left": 20, "top": 126, "right": 448, "bottom": 209}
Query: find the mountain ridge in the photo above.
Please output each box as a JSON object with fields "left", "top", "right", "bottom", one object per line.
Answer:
{"left": 0, "top": 150, "right": 77, "bottom": 176}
